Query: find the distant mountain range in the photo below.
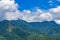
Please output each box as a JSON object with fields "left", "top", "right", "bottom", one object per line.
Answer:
{"left": 0, "top": 19, "right": 60, "bottom": 40}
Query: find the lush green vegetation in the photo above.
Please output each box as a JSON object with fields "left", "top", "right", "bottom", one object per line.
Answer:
{"left": 0, "top": 20, "right": 60, "bottom": 40}
{"left": 0, "top": 33, "right": 60, "bottom": 40}
{"left": 27, "top": 34, "right": 60, "bottom": 40}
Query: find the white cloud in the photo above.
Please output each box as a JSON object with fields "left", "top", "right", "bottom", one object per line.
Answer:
{"left": 55, "top": 20, "right": 60, "bottom": 24}
{"left": 39, "top": 13, "right": 53, "bottom": 21}
{"left": 50, "top": 6, "right": 60, "bottom": 13}
{"left": 0, "top": 0, "right": 19, "bottom": 21}
{"left": 50, "top": 6, "right": 60, "bottom": 20}
{"left": 21, "top": 9, "right": 43, "bottom": 22}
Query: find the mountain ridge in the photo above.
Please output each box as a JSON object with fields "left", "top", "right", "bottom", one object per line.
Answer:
{"left": 0, "top": 19, "right": 60, "bottom": 40}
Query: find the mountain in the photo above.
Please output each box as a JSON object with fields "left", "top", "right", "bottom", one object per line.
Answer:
{"left": 0, "top": 20, "right": 60, "bottom": 40}
{"left": 0, "top": 19, "right": 40, "bottom": 40}
{"left": 10, "top": 19, "right": 40, "bottom": 33}
{"left": 29, "top": 21, "right": 60, "bottom": 36}
{"left": 0, "top": 20, "right": 29, "bottom": 40}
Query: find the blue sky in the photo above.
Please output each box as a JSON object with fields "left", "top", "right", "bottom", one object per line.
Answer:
{"left": 15, "top": 0, "right": 60, "bottom": 11}
{"left": 0, "top": 0, "right": 60, "bottom": 24}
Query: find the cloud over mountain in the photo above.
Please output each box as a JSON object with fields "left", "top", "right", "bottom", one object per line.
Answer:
{"left": 0, "top": 0, "right": 60, "bottom": 24}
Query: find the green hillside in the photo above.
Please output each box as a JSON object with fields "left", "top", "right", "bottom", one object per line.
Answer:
{"left": 0, "top": 20, "right": 60, "bottom": 40}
